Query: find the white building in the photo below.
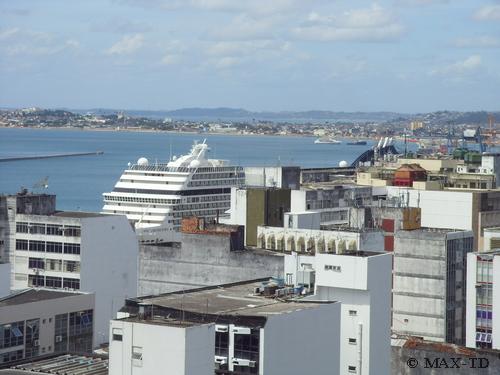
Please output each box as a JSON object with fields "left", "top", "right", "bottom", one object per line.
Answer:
{"left": 7, "top": 210, "right": 138, "bottom": 346}
{"left": 0, "top": 288, "right": 94, "bottom": 365}
{"left": 380, "top": 186, "right": 500, "bottom": 251}
{"left": 110, "top": 279, "right": 341, "bottom": 375}
{"left": 466, "top": 251, "right": 500, "bottom": 350}
{"left": 393, "top": 228, "right": 473, "bottom": 345}
{"left": 109, "top": 319, "right": 214, "bottom": 375}
{"left": 257, "top": 225, "right": 384, "bottom": 254}
{"left": 290, "top": 185, "right": 372, "bottom": 227}
{"left": 284, "top": 250, "right": 392, "bottom": 375}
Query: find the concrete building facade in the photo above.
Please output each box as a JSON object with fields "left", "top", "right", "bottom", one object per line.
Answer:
{"left": 112, "top": 279, "right": 341, "bottom": 375}
{"left": 0, "top": 289, "right": 94, "bottom": 365}
{"left": 1, "top": 193, "right": 139, "bottom": 346}
{"left": 284, "top": 251, "right": 392, "bottom": 375}
{"left": 138, "top": 231, "right": 284, "bottom": 296}
{"left": 465, "top": 251, "right": 500, "bottom": 350}
{"left": 393, "top": 229, "right": 473, "bottom": 345}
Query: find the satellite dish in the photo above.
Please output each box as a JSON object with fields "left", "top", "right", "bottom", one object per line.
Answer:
{"left": 339, "top": 160, "right": 348, "bottom": 168}
{"left": 137, "top": 157, "right": 149, "bottom": 166}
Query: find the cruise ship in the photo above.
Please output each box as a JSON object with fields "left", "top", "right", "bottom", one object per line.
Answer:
{"left": 102, "top": 140, "right": 244, "bottom": 242}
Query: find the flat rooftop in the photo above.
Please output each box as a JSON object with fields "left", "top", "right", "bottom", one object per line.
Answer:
{"left": 0, "top": 289, "right": 83, "bottom": 308}
{"left": 137, "top": 279, "right": 332, "bottom": 317}
{"left": 1, "top": 354, "right": 108, "bottom": 375}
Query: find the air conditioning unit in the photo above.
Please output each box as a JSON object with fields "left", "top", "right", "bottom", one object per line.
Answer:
{"left": 215, "top": 325, "right": 228, "bottom": 333}
{"left": 231, "top": 327, "right": 251, "bottom": 335}
{"left": 214, "top": 356, "right": 227, "bottom": 365}
{"left": 55, "top": 335, "right": 63, "bottom": 343}
{"left": 33, "top": 340, "right": 40, "bottom": 346}
{"left": 232, "top": 359, "right": 256, "bottom": 367}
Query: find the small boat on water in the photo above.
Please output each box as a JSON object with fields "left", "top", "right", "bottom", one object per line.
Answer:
{"left": 314, "top": 137, "right": 342, "bottom": 144}
{"left": 347, "top": 140, "right": 367, "bottom": 146}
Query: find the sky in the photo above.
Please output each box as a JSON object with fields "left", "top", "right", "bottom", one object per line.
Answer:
{"left": 0, "top": 0, "right": 499, "bottom": 113}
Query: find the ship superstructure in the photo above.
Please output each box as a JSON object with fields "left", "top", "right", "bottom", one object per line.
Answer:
{"left": 102, "top": 140, "right": 244, "bottom": 241}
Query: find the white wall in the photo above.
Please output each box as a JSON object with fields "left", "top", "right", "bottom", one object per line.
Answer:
{"left": 0, "top": 263, "right": 10, "bottom": 298}
{"left": 386, "top": 187, "right": 474, "bottom": 230}
{"left": 262, "top": 303, "right": 340, "bottom": 375}
{"left": 80, "top": 215, "right": 139, "bottom": 346}
{"left": 290, "top": 190, "right": 307, "bottom": 212}
{"left": 466, "top": 253, "right": 477, "bottom": 348}
{"left": 109, "top": 320, "right": 214, "bottom": 375}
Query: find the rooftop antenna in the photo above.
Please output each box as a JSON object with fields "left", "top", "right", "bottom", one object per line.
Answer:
{"left": 32, "top": 177, "right": 49, "bottom": 192}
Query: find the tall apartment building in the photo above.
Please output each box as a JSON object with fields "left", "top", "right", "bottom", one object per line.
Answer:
{"left": 0, "top": 289, "right": 94, "bottom": 365}
{"left": 393, "top": 228, "right": 473, "bottom": 345}
{"left": 284, "top": 250, "right": 392, "bottom": 375}
{"left": 110, "top": 279, "right": 341, "bottom": 375}
{"left": 0, "top": 193, "right": 139, "bottom": 346}
{"left": 466, "top": 250, "right": 500, "bottom": 350}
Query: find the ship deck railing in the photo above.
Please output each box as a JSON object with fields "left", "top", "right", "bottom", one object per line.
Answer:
{"left": 128, "top": 164, "right": 244, "bottom": 173}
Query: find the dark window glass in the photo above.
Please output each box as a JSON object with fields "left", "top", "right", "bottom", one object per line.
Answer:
{"left": 15, "top": 239, "right": 28, "bottom": 251}
{"left": 64, "top": 243, "right": 80, "bottom": 255}
{"left": 29, "top": 240, "right": 45, "bottom": 252}
{"left": 46, "top": 242, "right": 63, "bottom": 253}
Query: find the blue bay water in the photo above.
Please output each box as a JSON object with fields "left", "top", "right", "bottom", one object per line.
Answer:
{"left": 1, "top": 128, "right": 385, "bottom": 212}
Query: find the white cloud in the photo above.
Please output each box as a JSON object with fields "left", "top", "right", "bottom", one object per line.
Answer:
{"left": 0, "top": 28, "right": 79, "bottom": 57}
{"left": 160, "top": 54, "right": 181, "bottom": 65}
{"left": 293, "top": 4, "right": 404, "bottom": 42}
{"left": 206, "top": 14, "right": 279, "bottom": 41}
{"left": 474, "top": 5, "right": 500, "bottom": 21}
{"left": 0, "top": 28, "right": 20, "bottom": 41}
{"left": 106, "top": 34, "right": 144, "bottom": 55}
{"left": 454, "top": 36, "right": 500, "bottom": 48}
{"left": 119, "top": 0, "right": 307, "bottom": 15}
{"left": 202, "top": 39, "right": 292, "bottom": 70}
{"left": 430, "top": 55, "right": 482, "bottom": 76}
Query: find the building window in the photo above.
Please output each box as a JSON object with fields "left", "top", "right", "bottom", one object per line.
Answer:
{"left": 16, "top": 222, "right": 29, "bottom": 233}
{"left": 348, "top": 338, "right": 357, "bottom": 345}
{"left": 285, "top": 273, "right": 293, "bottom": 285}
{"left": 349, "top": 310, "right": 357, "bottom": 316}
{"left": 63, "top": 243, "right": 80, "bottom": 255}
{"left": 68, "top": 310, "right": 93, "bottom": 353}
{"left": 46, "top": 242, "right": 63, "bottom": 253}
{"left": 132, "top": 346, "right": 143, "bottom": 366}
{"left": 63, "top": 278, "right": 80, "bottom": 290}
{"left": 45, "top": 276, "right": 62, "bottom": 288}
{"left": 112, "top": 329, "right": 123, "bottom": 342}
{"left": 25, "top": 319, "right": 40, "bottom": 359}
{"left": 64, "top": 261, "right": 80, "bottom": 273}
{"left": 0, "top": 322, "right": 25, "bottom": 350}
{"left": 28, "top": 275, "right": 45, "bottom": 287}
{"left": 233, "top": 328, "right": 260, "bottom": 372}
{"left": 0, "top": 349, "right": 23, "bottom": 364}
{"left": 215, "top": 331, "right": 229, "bottom": 357}
{"left": 348, "top": 365, "right": 357, "bottom": 373}
{"left": 54, "top": 314, "right": 68, "bottom": 353}
{"left": 28, "top": 257, "right": 45, "bottom": 270}
{"left": 47, "top": 225, "right": 63, "bottom": 236}
{"left": 29, "top": 240, "right": 45, "bottom": 252}
{"left": 15, "top": 239, "right": 28, "bottom": 251}
{"left": 30, "top": 224, "right": 46, "bottom": 235}
{"left": 325, "top": 265, "right": 341, "bottom": 272}
{"left": 64, "top": 226, "right": 81, "bottom": 237}
{"left": 47, "top": 259, "right": 62, "bottom": 271}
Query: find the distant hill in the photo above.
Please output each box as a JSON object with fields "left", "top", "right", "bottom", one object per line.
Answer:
{"left": 72, "top": 107, "right": 408, "bottom": 122}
